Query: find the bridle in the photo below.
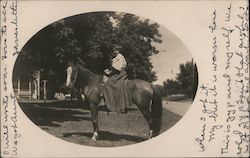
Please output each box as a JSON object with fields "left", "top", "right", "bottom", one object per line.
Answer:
{"left": 66, "top": 63, "right": 103, "bottom": 99}
{"left": 71, "top": 65, "right": 78, "bottom": 87}
{"left": 66, "top": 64, "right": 78, "bottom": 93}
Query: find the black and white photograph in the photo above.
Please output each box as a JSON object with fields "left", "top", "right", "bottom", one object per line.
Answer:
{"left": 12, "top": 11, "right": 197, "bottom": 147}
{"left": 1, "top": 0, "right": 249, "bottom": 157}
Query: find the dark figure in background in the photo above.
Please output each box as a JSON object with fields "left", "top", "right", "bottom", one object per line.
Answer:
{"left": 47, "top": 69, "right": 57, "bottom": 100}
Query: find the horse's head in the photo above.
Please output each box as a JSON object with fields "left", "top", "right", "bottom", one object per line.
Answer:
{"left": 63, "top": 60, "right": 101, "bottom": 95}
{"left": 62, "top": 64, "right": 78, "bottom": 93}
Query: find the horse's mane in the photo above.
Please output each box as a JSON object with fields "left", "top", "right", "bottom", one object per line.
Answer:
{"left": 77, "top": 58, "right": 87, "bottom": 67}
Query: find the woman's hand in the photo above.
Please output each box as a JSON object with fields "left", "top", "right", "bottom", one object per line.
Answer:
{"left": 104, "top": 69, "right": 112, "bottom": 75}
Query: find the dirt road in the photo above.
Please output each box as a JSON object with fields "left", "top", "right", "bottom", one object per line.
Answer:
{"left": 163, "top": 99, "right": 193, "bottom": 116}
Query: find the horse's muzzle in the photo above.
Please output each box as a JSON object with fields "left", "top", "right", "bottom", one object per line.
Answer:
{"left": 59, "top": 84, "right": 73, "bottom": 94}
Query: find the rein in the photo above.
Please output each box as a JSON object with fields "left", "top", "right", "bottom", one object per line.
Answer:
{"left": 71, "top": 65, "right": 78, "bottom": 87}
{"left": 69, "top": 64, "right": 102, "bottom": 98}
{"left": 84, "top": 75, "right": 102, "bottom": 97}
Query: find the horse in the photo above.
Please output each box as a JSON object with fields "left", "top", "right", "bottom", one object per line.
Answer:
{"left": 65, "top": 62, "right": 162, "bottom": 140}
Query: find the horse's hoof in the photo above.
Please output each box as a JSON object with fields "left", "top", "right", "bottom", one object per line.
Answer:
{"left": 148, "top": 130, "right": 153, "bottom": 139}
{"left": 91, "top": 136, "right": 97, "bottom": 140}
{"left": 91, "top": 132, "right": 99, "bottom": 140}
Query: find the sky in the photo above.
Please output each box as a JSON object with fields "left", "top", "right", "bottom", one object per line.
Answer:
{"left": 151, "top": 26, "right": 192, "bottom": 85}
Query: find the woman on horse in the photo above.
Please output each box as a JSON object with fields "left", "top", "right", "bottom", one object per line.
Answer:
{"left": 104, "top": 47, "right": 129, "bottom": 114}
{"left": 63, "top": 48, "right": 162, "bottom": 140}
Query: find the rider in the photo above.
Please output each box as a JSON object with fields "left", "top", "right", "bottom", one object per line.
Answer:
{"left": 104, "top": 46, "right": 129, "bottom": 114}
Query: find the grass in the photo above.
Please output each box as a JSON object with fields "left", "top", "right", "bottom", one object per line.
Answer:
{"left": 19, "top": 100, "right": 181, "bottom": 147}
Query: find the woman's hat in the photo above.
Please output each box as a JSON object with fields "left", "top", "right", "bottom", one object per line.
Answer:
{"left": 113, "top": 45, "right": 122, "bottom": 51}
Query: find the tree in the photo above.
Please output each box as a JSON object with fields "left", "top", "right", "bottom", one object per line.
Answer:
{"left": 176, "top": 61, "right": 194, "bottom": 97}
{"left": 13, "top": 12, "right": 162, "bottom": 96}
{"left": 163, "top": 79, "right": 181, "bottom": 96}
{"left": 163, "top": 60, "right": 198, "bottom": 98}
{"left": 114, "top": 13, "right": 162, "bottom": 82}
{"left": 176, "top": 60, "right": 198, "bottom": 98}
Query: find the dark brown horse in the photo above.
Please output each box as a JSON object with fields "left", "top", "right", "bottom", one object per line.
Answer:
{"left": 65, "top": 62, "right": 162, "bottom": 140}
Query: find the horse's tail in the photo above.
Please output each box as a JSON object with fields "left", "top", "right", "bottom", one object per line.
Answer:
{"left": 150, "top": 85, "right": 163, "bottom": 136}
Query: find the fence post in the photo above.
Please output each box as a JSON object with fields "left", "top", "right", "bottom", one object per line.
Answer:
{"left": 43, "top": 80, "right": 47, "bottom": 100}
{"left": 29, "top": 79, "right": 32, "bottom": 99}
{"left": 37, "top": 70, "right": 40, "bottom": 100}
{"left": 33, "top": 80, "right": 37, "bottom": 99}
{"left": 17, "top": 78, "right": 20, "bottom": 99}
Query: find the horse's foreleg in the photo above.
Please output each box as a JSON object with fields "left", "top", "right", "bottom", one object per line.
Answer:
{"left": 89, "top": 103, "right": 99, "bottom": 140}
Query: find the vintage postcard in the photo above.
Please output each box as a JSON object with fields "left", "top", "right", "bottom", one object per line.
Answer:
{"left": 0, "top": 0, "right": 249, "bottom": 157}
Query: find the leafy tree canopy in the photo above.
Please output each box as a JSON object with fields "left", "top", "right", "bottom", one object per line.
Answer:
{"left": 13, "top": 12, "right": 162, "bottom": 84}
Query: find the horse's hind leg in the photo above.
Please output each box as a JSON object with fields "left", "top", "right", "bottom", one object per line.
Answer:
{"left": 136, "top": 98, "right": 154, "bottom": 139}
{"left": 89, "top": 102, "right": 99, "bottom": 140}
{"left": 142, "top": 109, "right": 155, "bottom": 139}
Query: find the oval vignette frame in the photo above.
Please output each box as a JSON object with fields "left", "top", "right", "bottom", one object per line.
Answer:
{"left": 12, "top": 11, "right": 198, "bottom": 147}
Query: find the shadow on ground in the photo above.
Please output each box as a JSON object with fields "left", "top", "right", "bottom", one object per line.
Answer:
{"left": 19, "top": 101, "right": 91, "bottom": 127}
{"left": 18, "top": 100, "right": 182, "bottom": 147}
{"left": 63, "top": 131, "right": 145, "bottom": 142}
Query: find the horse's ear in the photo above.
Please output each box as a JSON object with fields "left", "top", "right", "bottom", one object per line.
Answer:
{"left": 77, "top": 58, "right": 86, "bottom": 67}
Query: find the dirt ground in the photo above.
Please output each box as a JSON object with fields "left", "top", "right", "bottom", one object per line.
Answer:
{"left": 19, "top": 99, "right": 191, "bottom": 147}
{"left": 163, "top": 99, "right": 193, "bottom": 116}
